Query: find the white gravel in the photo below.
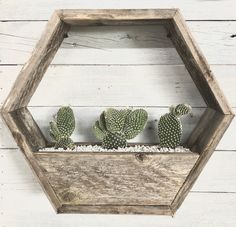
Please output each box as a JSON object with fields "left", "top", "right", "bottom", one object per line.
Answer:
{"left": 38, "top": 145, "right": 191, "bottom": 153}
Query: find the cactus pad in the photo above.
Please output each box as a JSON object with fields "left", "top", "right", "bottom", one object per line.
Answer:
{"left": 56, "top": 106, "right": 75, "bottom": 137}
{"left": 105, "top": 108, "right": 131, "bottom": 133}
{"left": 124, "top": 109, "right": 148, "bottom": 139}
{"left": 55, "top": 137, "right": 75, "bottom": 150}
{"left": 158, "top": 104, "right": 192, "bottom": 148}
{"left": 49, "top": 106, "right": 75, "bottom": 150}
{"left": 92, "top": 120, "right": 106, "bottom": 141}
{"left": 93, "top": 108, "right": 148, "bottom": 149}
{"left": 49, "top": 121, "right": 61, "bottom": 141}
{"left": 170, "top": 103, "right": 192, "bottom": 117}
{"left": 158, "top": 113, "right": 182, "bottom": 148}
{"left": 102, "top": 132, "right": 127, "bottom": 149}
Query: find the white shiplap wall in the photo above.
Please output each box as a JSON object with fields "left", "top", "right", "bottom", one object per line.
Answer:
{"left": 1, "top": 1, "right": 236, "bottom": 226}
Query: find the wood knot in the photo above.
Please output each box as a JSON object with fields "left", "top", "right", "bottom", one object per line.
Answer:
{"left": 135, "top": 153, "right": 147, "bottom": 162}
{"left": 63, "top": 33, "right": 68, "bottom": 38}
{"left": 12, "top": 131, "right": 24, "bottom": 145}
{"left": 61, "top": 191, "right": 76, "bottom": 202}
{"left": 166, "top": 32, "right": 172, "bottom": 38}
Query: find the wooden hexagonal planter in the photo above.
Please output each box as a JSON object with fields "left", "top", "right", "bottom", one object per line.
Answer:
{"left": 1, "top": 9, "right": 234, "bottom": 215}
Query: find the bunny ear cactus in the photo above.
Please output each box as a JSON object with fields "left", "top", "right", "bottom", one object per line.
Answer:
{"left": 158, "top": 104, "right": 192, "bottom": 149}
{"left": 49, "top": 106, "right": 75, "bottom": 150}
{"left": 93, "top": 108, "right": 148, "bottom": 149}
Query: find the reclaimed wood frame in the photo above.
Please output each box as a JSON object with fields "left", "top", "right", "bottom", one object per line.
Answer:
{"left": 0, "top": 9, "right": 234, "bottom": 215}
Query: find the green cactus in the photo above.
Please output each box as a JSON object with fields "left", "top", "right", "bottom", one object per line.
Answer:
{"left": 93, "top": 108, "right": 148, "bottom": 149}
{"left": 55, "top": 137, "right": 75, "bottom": 150}
{"left": 102, "top": 132, "right": 127, "bottom": 149}
{"left": 157, "top": 104, "right": 192, "bottom": 148}
{"left": 49, "top": 106, "right": 75, "bottom": 150}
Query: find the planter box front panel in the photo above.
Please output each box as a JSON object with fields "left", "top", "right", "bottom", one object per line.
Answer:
{"left": 35, "top": 152, "right": 199, "bottom": 214}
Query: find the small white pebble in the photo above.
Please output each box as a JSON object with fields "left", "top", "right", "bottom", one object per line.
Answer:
{"left": 38, "top": 145, "right": 191, "bottom": 153}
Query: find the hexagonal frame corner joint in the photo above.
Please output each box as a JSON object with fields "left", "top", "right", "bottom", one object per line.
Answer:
{"left": 1, "top": 9, "right": 234, "bottom": 215}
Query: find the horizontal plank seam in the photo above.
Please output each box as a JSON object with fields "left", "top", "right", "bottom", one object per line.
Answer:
{"left": 2, "top": 20, "right": 236, "bottom": 22}
{"left": 191, "top": 191, "right": 236, "bottom": 194}
{"left": 0, "top": 184, "right": 235, "bottom": 194}
{"left": 2, "top": 64, "right": 236, "bottom": 66}
{"left": 59, "top": 204, "right": 170, "bottom": 207}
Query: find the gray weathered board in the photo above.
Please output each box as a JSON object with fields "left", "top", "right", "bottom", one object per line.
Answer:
{"left": 35, "top": 152, "right": 198, "bottom": 214}
{"left": 0, "top": 9, "right": 234, "bottom": 215}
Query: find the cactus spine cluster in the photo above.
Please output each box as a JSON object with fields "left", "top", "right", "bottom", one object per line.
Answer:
{"left": 92, "top": 108, "right": 148, "bottom": 149}
{"left": 49, "top": 106, "right": 75, "bottom": 149}
{"left": 157, "top": 104, "right": 192, "bottom": 148}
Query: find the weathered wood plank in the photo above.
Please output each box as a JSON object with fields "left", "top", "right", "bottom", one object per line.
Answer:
{"left": 2, "top": 149, "right": 235, "bottom": 192}
{"left": 58, "top": 9, "right": 177, "bottom": 25}
{"left": 0, "top": 109, "right": 61, "bottom": 212}
{"left": 172, "top": 111, "right": 234, "bottom": 212}
{"left": 4, "top": 108, "right": 47, "bottom": 150}
{"left": 1, "top": 108, "right": 46, "bottom": 152}
{"left": 1, "top": 13, "right": 68, "bottom": 111}
{"left": 168, "top": 11, "right": 232, "bottom": 114}
{"left": 35, "top": 152, "right": 198, "bottom": 209}
{"left": 1, "top": 22, "right": 236, "bottom": 65}
{"left": 58, "top": 205, "right": 172, "bottom": 215}
{"left": 1, "top": 0, "right": 236, "bottom": 20}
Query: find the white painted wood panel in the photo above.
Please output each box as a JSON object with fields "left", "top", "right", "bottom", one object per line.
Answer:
{"left": 2, "top": 65, "right": 236, "bottom": 107}
{"left": 1, "top": 22, "right": 236, "bottom": 65}
{"left": 0, "top": 107, "right": 204, "bottom": 148}
{"left": 29, "top": 65, "right": 205, "bottom": 107}
{"left": 1, "top": 0, "right": 236, "bottom": 20}
{"left": 1, "top": 108, "right": 235, "bottom": 150}
{"left": 192, "top": 151, "right": 236, "bottom": 192}
{"left": 1, "top": 188, "right": 235, "bottom": 227}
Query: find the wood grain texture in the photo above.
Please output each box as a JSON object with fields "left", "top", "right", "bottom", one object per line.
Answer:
{"left": 4, "top": 108, "right": 47, "bottom": 150}
{"left": 35, "top": 152, "right": 198, "bottom": 214}
{"left": 168, "top": 11, "right": 232, "bottom": 114}
{"left": 2, "top": 21, "right": 236, "bottom": 65}
{"left": 1, "top": 65, "right": 236, "bottom": 107}
{"left": 1, "top": 108, "right": 46, "bottom": 152}
{"left": 2, "top": 149, "right": 235, "bottom": 193}
{"left": 1, "top": 12, "right": 68, "bottom": 112}
{"left": 58, "top": 9, "right": 176, "bottom": 25}
{"left": 172, "top": 110, "right": 234, "bottom": 212}
{"left": 57, "top": 205, "right": 172, "bottom": 215}
{"left": 0, "top": 65, "right": 205, "bottom": 107}
{"left": 0, "top": 109, "right": 61, "bottom": 212}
